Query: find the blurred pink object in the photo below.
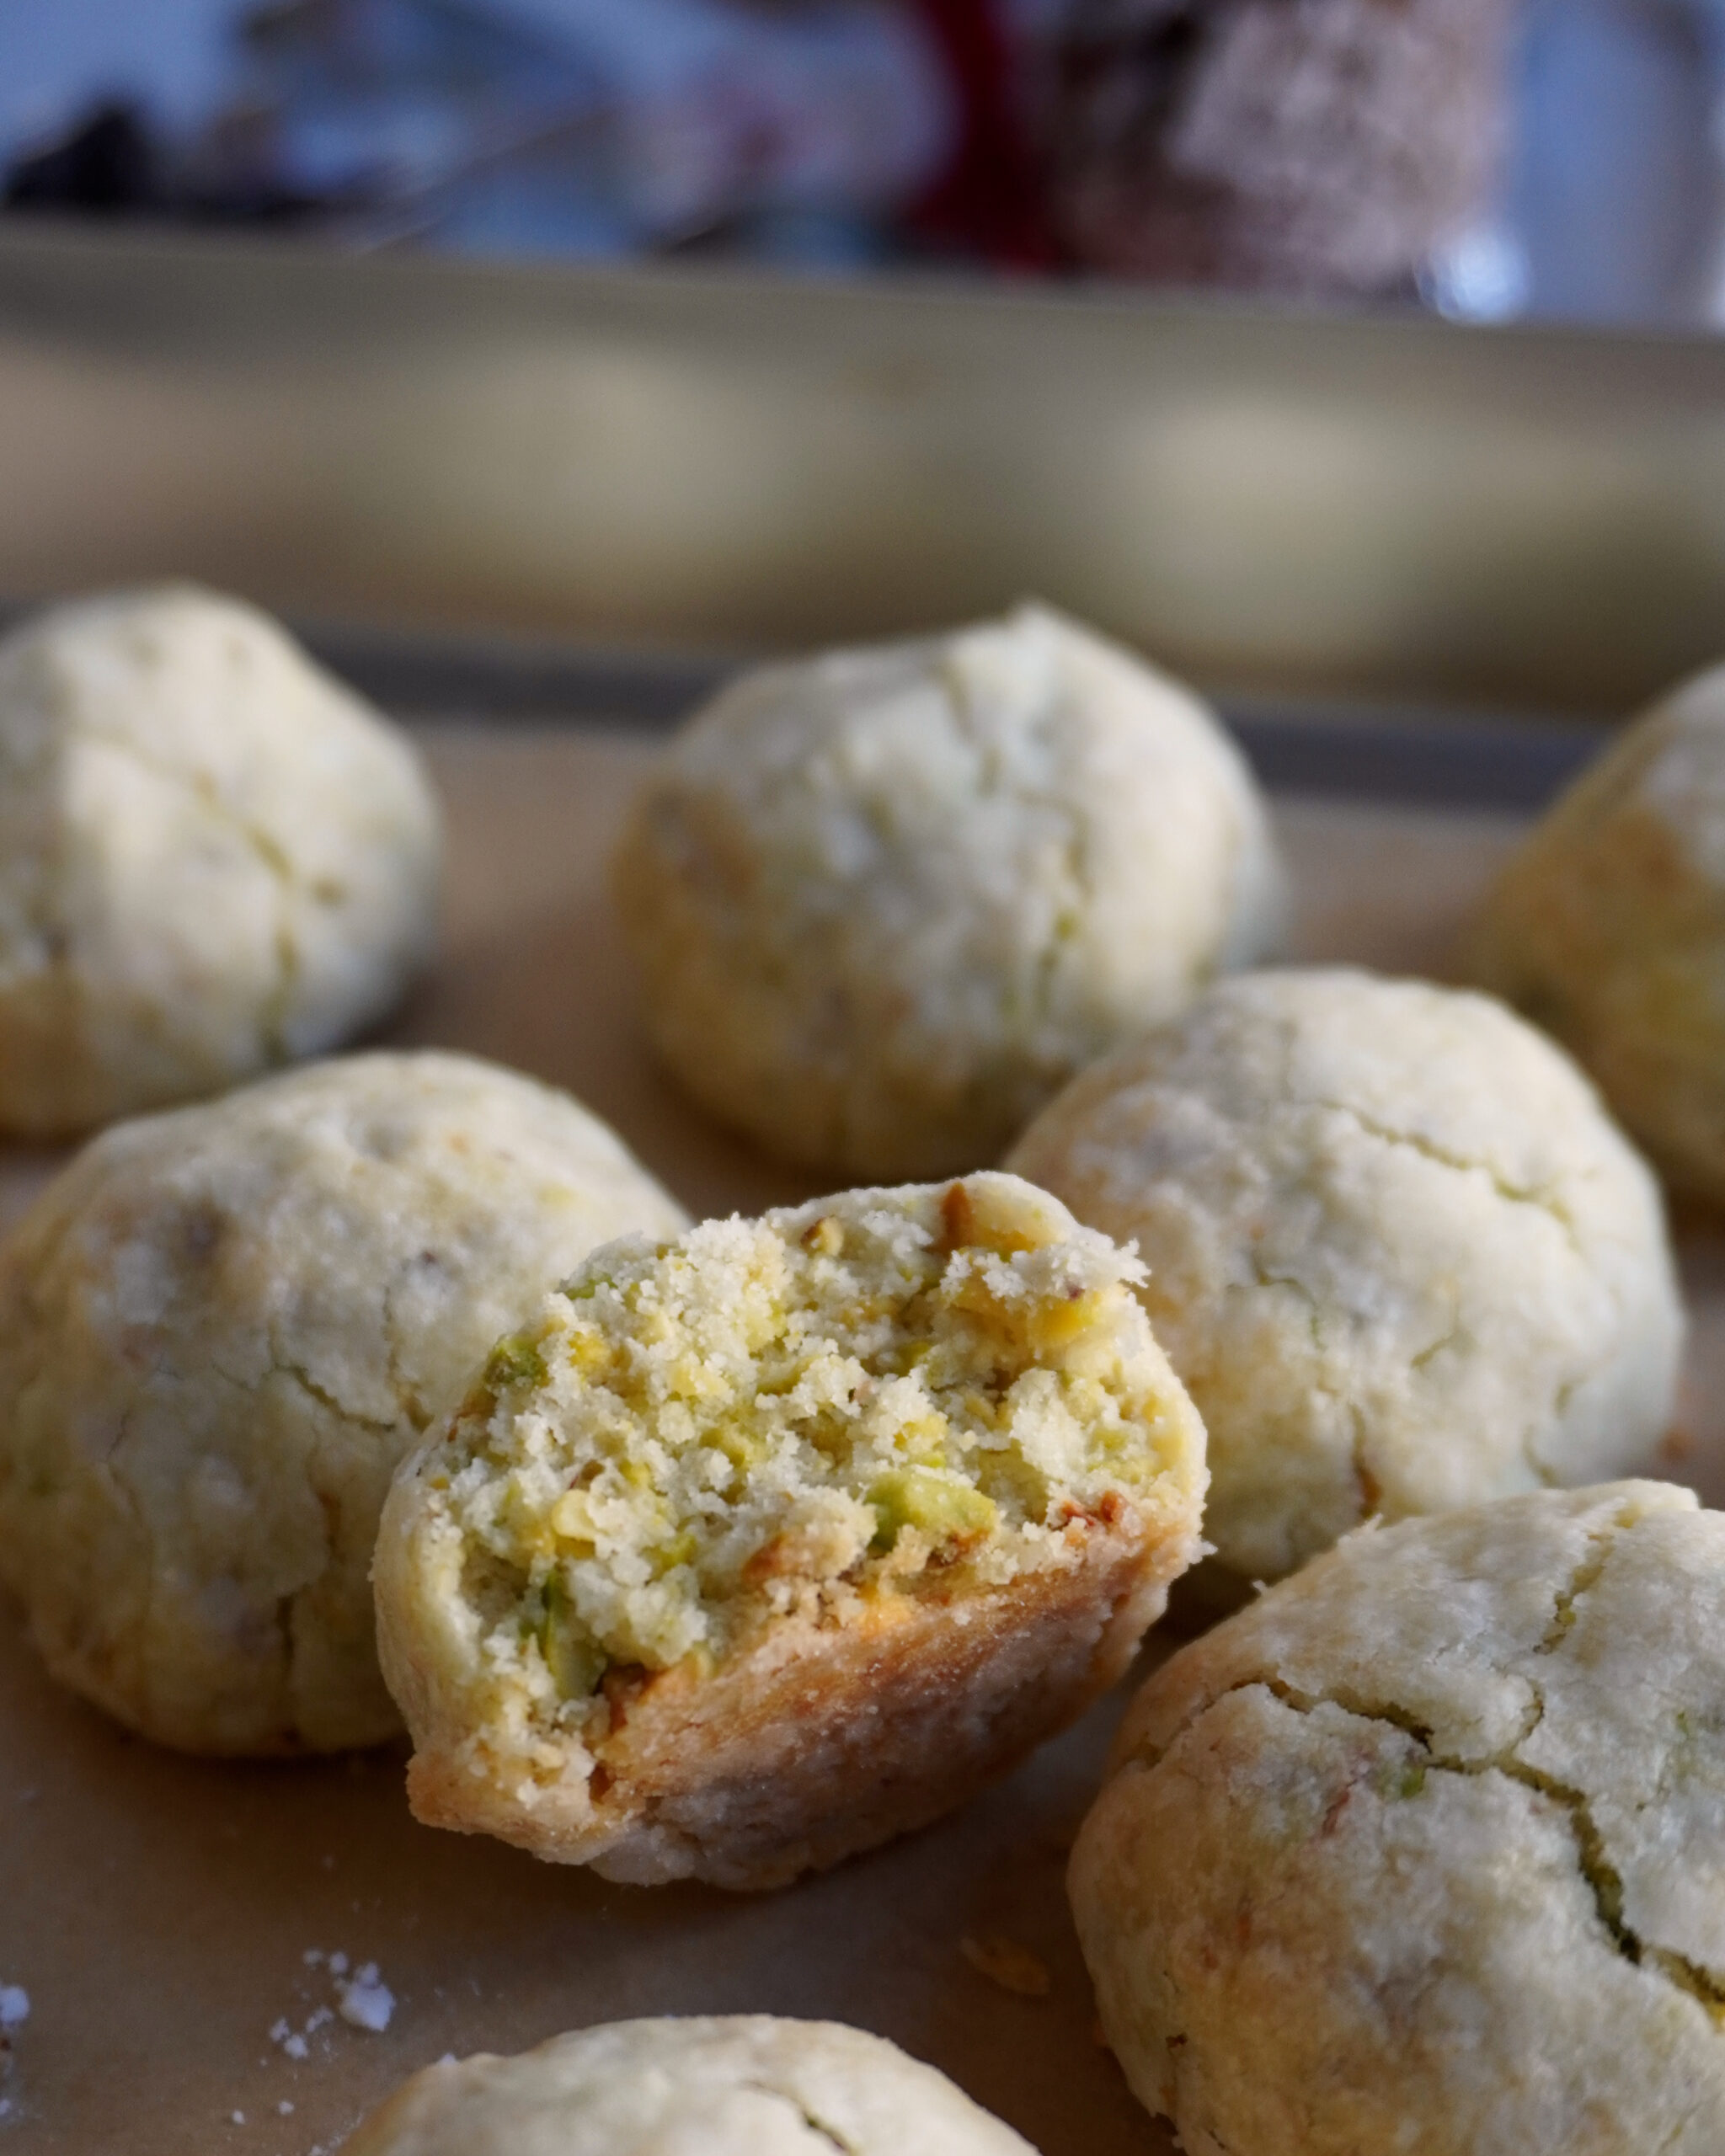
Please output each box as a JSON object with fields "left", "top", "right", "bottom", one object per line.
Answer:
{"left": 1050, "top": 0, "right": 1514, "bottom": 296}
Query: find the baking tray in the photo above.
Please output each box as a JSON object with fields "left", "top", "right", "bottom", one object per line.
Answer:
{"left": 1, "top": 221, "right": 1724, "bottom": 715}
{"left": 3, "top": 644, "right": 1722, "bottom": 2156}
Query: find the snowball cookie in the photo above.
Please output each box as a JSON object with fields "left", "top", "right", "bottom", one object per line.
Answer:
{"left": 1471, "top": 664, "right": 1725, "bottom": 1203}
{"left": 1070, "top": 1482, "right": 1725, "bottom": 2156}
{"left": 1007, "top": 968, "right": 1683, "bottom": 1587}
{"left": 375, "top": 1171, "right": 1207, "bottom": 1887}
{"left": 344, "top": 2016, "right": 1038, "bottom": 2156}
{"left": 613, "top": 604, "right": 1283, "bottom": 1179}
{"left": 0, "top": 584, "right": 441, "bottom": 1137}
{"left": 0, "top": 1051, "right": 686, "bottom": 1754}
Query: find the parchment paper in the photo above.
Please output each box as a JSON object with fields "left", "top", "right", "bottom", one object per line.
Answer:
{"left": 3, "top": 728, "right": 1718, "bottom": 2155}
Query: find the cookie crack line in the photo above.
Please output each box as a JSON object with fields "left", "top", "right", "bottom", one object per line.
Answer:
{"left": 740, "top": 2082, "right": 860, "bottom": 2154}
{"left": 1018, "top": 773, "right": 1092, "bottom": 1050}
{"left": 99, "top": 1408, "right": 164, "bottom": 1722}
{"left": 1307, "top": 1097, "right": 1587, "bottom": 1259}
{"left": 83, "top": 722, "right": 306, "bottom": 1059}
{"left": 1225, "top": 1674, "right": 1725, "bottom": 2019}
{"left": 1656, "top": 2095, "right": 1715, "bottom": 2156}
{"left": 1245, "top": 1251, "right": 1379, "bottom": 1518}
{"left": 270, "top": 1355, "right": 399, "bottom": 1438}
{"left": 1240, "top": 1152, "right": 1603, "bottom": 1497}
{"left": 380, "top": 1263, "right": 435, "bottom": 1433}
{"left": 1537, "top": 1510, "right": 1627, "bottom": 1654}
{"left": 1124, "top": 1501, "right": 1725, "bottom": 2021}
{"left": 1237, "top": 1252, "right": 1432, "bottom": 1524}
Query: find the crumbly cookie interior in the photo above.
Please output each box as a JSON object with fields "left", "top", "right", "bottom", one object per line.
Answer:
{"left": 417, "top": 1177, "right": 1188, "bottom": 1742}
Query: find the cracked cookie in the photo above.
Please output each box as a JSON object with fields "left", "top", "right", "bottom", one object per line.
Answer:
{"left": 0, "top": 584, "right": 441, "bottom": 1136}
{"left": 1007, "top": 967, "right": 1682, "bottom": 1587}
{"left": 0, "top": 1051, "right": 686, "bottom": 1753}
{"left": 1471, "top": 664, "right": 1725, "bottom": 1204}
{"left": 373, "top": 1171, "right": 1207, "bottom": 1886}
{"left": 1069, "top": 1481, "right": 1725, "bottom": 2156}
{"left": 344, "top": 2016, "right": 1039, "bottom": 2154}
{"left": 613, "top": 605, "right": 1283, "bottom": 1179}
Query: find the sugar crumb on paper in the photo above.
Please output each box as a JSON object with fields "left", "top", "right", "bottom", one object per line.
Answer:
{"left": 270, "top": 1952, "right": 397, "bottom": 2068}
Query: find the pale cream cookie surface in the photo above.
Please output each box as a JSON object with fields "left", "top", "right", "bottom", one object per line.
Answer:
{"left": 1471, "top": 662, "right": 1725, "bottom": 1203}
{"left": 374, "top": 1171, "right": 1208, "bottom": 1886}
{"left": 1071, "top": 1482, "right": 1725, "bottom": 2156}
{"left": 1008, "top": 967, "right": 1682, "bottom": 1586}
{"left": 614, "top": 604, "right": 1282, "bottom": 1178}
{"left": 0, "top": 1051, "right": 686, "bottom": 1753}
{"left": 344, "top": 2016, "right": 1039, "bottom": 2155}
{"left": 0, "top": 584, "right": 441, "bottom": 1135}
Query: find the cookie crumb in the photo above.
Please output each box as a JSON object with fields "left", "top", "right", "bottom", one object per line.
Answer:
{"left": 338, "top": 1967, "right": 395, "bottom": 2033}
{"left": 0, "top": 1991, "right": 27, "bottom": 2030}
{"left": 959, "top": 1935, "right": 1051, "bottom": 1998}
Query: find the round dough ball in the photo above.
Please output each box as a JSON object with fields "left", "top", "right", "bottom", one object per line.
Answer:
{"left": 1070, "top": 1482, "right": 1725, "bottom": 2156}
{"left": 344, "top": 2016, "right": 1037, "bottom": 2156}
{"left": 1471, "top": 664, "right": 1725, "bottom": 1203}
{"left": 0, "top": 584, "right": 441, "bottom": 1136}
{"left": 614, "top": 604, "right": 1283, "bottom": 1178}
{"left": 376, "top": 1172, "right": 1207, "bottom": 1887}
{"left": 1007, "top": 967, "right": 1683, "bottom": 1585}
{"left": 0, "top": 1051, "right": 686, "bottom": 1754}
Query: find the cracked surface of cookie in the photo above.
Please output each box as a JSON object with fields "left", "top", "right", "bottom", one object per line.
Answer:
{"left": 1069, "top": 1483, "right": 1725, "bottom": 2156}
{"left": 1007, "top": 967, "right": 1682, "bottom": 1584}
{"left": 0, "top": 584, "right": 441, "bottom": 1136}
{"left": 374, "top": 1171, "right": 1207, "bottom": 1886}
{"left": 1471, "top": 664, "right": 1725, "bottom": 1203}
{"left": 344, "top": 2015, "right": 1039, "bottom": 2155}
{"left": 613, "top": 604, "right": 1283, "bottom": 1178}
{"left": 0, "top": 1051, "right": 686, "bottom": 1753}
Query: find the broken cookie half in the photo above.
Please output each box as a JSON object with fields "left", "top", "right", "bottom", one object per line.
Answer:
{"left": 373, "top": 1171, "right": 1207, "bottom": 1887}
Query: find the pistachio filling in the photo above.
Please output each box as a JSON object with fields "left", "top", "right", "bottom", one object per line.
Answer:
{"left": 424, "top": 1177, "right": 1188, "bottom": 1733}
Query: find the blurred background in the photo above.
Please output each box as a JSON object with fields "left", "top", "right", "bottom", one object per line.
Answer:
{"left": 3, "top": 0, "right": 1724, "bottom": 328}
{"left": 3, "top": 1, "right": 1723, "bottom": 723}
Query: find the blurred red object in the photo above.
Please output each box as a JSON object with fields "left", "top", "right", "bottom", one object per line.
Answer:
{"left": 906, "top": 0, "right": 1057, "bottom": 266}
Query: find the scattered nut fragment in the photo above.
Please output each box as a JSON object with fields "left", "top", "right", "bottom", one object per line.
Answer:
{"left": 959, "top": 1935, "right": 1052, "bottom": 1998}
